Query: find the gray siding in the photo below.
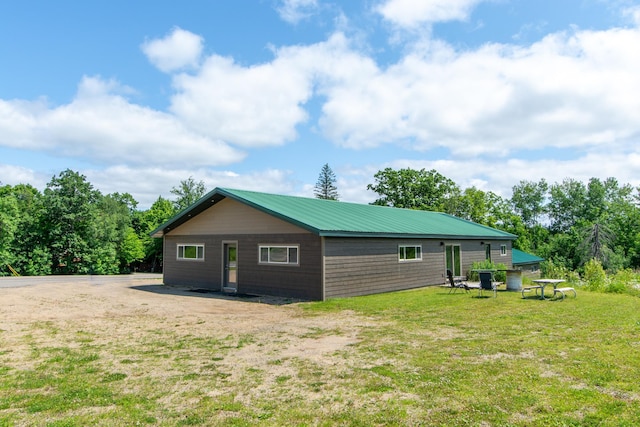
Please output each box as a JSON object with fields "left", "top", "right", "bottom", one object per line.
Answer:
{"left": 324, "top": 238, "right": 513, "bottom": 299}
{"left": 324, "top": 238, "right": 442, "bottom": 299}
{"left": 164, "top": 233, "right": 323, "bottom": 300}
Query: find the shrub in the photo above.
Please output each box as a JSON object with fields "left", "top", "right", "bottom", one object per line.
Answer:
{"left": 583, "top": 259, "right": 608, "bottom": 291}
{"left": 607, "top": 268, "right": 639, "bottom": 294}
{"left": 541, "top": 258, "right": 570, "bottom": 280}
{"left": 468, "top": 260, "right": 507, "bottom": 282}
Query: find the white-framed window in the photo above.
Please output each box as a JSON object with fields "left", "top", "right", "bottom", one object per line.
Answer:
{"left": 177, "top": 244, "right": 205, "bottom": 261}
{"left": 259, "top": 245, "right": 299, "bottom": 265}
{"left": 500, "top": 244, "right": 507, "bottom": 256}
{"left": 399, "top": 245, "right": 422, "bottom": 262}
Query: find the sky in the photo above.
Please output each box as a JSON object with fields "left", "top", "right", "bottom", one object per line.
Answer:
{"left": 1, "top": 0, "right": 640, "bottom": 209}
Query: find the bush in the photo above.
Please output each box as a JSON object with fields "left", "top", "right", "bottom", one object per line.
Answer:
{"left": 541, "top": 258, "right": 570, "bottom": 280}
{"left": 468, "top": 260, "right": 507, "bottom": 282}
{"left": 583, "top": 259, "right": 608, "bottom": 291}
{"left": 607, "top": 268, "right": 638, "bottom": 294}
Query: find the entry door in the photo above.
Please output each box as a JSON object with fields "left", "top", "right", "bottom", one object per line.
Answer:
{"left": 223, "top": 243, "right": 238, "bottom": 292}
{"left": 445, "top": 244, "right": 462, "bottom": 277}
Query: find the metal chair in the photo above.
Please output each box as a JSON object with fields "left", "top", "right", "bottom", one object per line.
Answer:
{"left": 446, "top": 269, "right": 468, "bottom": 294}
{"left": 478, "top": 271, "right": 498, "bottom": 298}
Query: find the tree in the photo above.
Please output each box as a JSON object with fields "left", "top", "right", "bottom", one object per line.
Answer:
{"left": 171, "top": 177, "right": 206, "bottom": 212}
{"left": 137, "top": 196, "right": 175, "bottom": 272}
{"left": 314, "top": 164, "right": 339, "bottom": 200}
{"left": 511, "top": 179, "right": 548, "bottom": 227}
{"left": 548, "top": 179, "right": 587, "bottom": 233}
{"left": 41, "top": 170, "right": 101, "bottom": 274}
{"left": 367, "top": 168, "right": 460, "bottom": 212}
{"left": 6, "top": 184, "right": 50, "bottom": 275}
{"left": 120, "top": 227, "right": 145, "bottom": 271}
{"left": 0, "top": 185, "right": 19, "bottom": 273}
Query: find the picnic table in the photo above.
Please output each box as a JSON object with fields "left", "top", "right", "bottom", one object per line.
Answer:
{"left": 522, "top": 278, "right": 567, "bottom": 300}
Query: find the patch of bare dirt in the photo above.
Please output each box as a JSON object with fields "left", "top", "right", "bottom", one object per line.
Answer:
{"left": 0, "top": 276, "right": 376, "bottom": 408}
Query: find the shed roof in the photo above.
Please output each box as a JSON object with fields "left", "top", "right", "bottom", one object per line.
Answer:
{"left": 151, "top": 187, "right": 518, "bottom": 240}
{"left": 512, "top": 248, "right": 544, "bottom": 265}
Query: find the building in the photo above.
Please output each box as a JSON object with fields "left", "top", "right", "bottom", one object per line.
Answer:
{"left": 512, "top": 248, "right": 544, "bottom": 278}
{"left": 151, "top": 188, "right": 517, "bottom": 300}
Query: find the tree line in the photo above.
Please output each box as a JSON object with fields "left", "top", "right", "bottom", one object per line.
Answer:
{"left": 1, "top": 167, "right": 639, "bottom": 276}
{"left": 368, "top": 168, "right": 640, "bottom": 272}
{"left": 0, "top": 170, "right": 204, "bottom": 276}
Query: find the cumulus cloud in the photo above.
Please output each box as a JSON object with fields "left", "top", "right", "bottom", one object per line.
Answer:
{"left": 375, "top": 0, "right": 485, "bottom": 28}
{"left": 141, "top": 27, "right": 203, "bottom": 72}
{"left": 0, "top": 76, "right": 244, "bottom": 168}
{"left": 315, "top": 26, "right": 640, "bottom": 157}
{"left": 276, "top": 0, "right": 319, "bottom": 24}
{"left": 84, "top": 166, "right": 296, "bottom": 209}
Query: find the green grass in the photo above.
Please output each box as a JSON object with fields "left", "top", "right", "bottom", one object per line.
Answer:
{"left": 2, "top": 287, "right": 640, "bottom": 425}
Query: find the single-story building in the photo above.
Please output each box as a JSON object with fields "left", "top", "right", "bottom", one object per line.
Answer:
{"left": 151, "top": 188, "right": 517, "bottom": 300}
{"left": 512, "top": 248, "right": 544, "bottom": 278}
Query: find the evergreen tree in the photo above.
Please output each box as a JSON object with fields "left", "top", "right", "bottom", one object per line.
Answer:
{"left": 314, "top": 164, "right": 339, "bottom": 200}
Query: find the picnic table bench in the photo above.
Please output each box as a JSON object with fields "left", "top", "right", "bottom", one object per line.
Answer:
{"left": 521, "top": 284, "right": 543, "bottom": 299}
{"left": 553, "top": 287, "right": 577, "bottom": 300}
{"left": 522, "top": 279, "right": 575, "bottom": 300}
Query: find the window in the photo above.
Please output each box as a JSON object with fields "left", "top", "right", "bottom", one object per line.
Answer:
{"left": 259, "top": 245, "right": 299, "bottom": 265}
{"left": 399, "top": 245, "right": 422, "bottom": 262}
{"left": 500, "top": 244, "right": 507, "bottom": 256}
{"left": 485, "top": 244, "right": 491, "bottom": 262}
{"left": 177, "top": 244, "right": 204, "bottom": 261}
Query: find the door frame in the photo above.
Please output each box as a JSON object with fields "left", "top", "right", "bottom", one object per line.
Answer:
{"left": 444, "top": 243, "right": 462, "bottom": 277}
{"left": 221, "top": 240, "right": 238, "bottom": 293}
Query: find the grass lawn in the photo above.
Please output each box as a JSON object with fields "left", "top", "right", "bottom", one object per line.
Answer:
{"left": 2, "top": 286, "right": 640, "bottom": 426}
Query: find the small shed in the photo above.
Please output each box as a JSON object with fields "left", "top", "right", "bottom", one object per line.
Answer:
{"left": 512, "top": 249, "right": 544, "bottom": 277}
{"left": 151, "top": 188, "right": 517, "bottom": 300}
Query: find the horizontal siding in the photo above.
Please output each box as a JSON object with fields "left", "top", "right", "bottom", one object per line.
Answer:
{"left": 167, "top": 198, "right": 309, "bottom": 236}
{"left": 163, "top": 233, "right": 322, "bottom": 300}
{"left": 324, "top": 238, "right": 444, "bottom": 299}
{"left": 324, "top": 238, "right": 513, "bottom": 299}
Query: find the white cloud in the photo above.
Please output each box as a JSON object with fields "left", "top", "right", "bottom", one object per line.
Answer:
{"left": 0, "top": 164, "right": 45, "bottom": 188}
{"left": 84, "top": 166, "right": 297, "bottom": 209}
{"left": 0, "top": 76, "right": 244, "bottom": 168}
{"left": 375, "top": 0, "right": 485, "bottom": 28}
{"left": 315, "top": 26, "right": 640, "bottom": 157}
{"left": 623, "top": 6, "right": 640, "bottom": 26}
{"left": 141, "top": 27, "right": 203, "bottom": 73}
{"left": 168, "top": 34, "right": 359, "bottom": 148}
{"left": 276, "top": 0, "right": 319, "bottom": 24}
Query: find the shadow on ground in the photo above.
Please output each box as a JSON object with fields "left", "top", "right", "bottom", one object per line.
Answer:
{"left": 129, "top": 284, "right": 303, "bottom": 305}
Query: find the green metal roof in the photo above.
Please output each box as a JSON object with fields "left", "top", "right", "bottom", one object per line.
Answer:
{"left": 151, "top": 187, "right": 517, "bottom": 240}
{"left": 512, "top": 248, "right": 544, "bottom": 265}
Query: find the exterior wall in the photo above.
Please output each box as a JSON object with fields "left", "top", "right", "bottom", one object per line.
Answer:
{"left": 167, "top": 198, "right": 305, "bottom": 236}
{"left": 456, "top": 240, "right": 514, "bottom": 276}
{"left": 514, "top": 262, "right": 541, "bottom": 279}
{"left": 163, "top": 233, "right": 323, "bottom": 300}
{"left": 162, "top": 199, "right": 323, "bottom": 300}
{"left": 323, "top": 238, "right": 440, "bottom": 299}
{"left": 324, "top": 238, "right": 514, "bottom": 299}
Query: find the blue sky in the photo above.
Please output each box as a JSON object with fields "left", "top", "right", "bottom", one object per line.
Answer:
{"left": 1, "top": 0, "right": 640, "bottom": 208}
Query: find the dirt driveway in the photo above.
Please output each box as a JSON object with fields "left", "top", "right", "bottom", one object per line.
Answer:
{"left": 0, "top": 274, "right": 369, "bottom": 385}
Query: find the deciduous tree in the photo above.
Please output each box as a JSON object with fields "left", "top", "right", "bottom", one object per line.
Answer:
{"left": 367, "top": 168, "right": 460, "bottom": 212}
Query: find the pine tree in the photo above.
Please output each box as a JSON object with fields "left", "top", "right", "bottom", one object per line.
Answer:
{"left": 314, "top": 164, "right": 339, "bottom": 200}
